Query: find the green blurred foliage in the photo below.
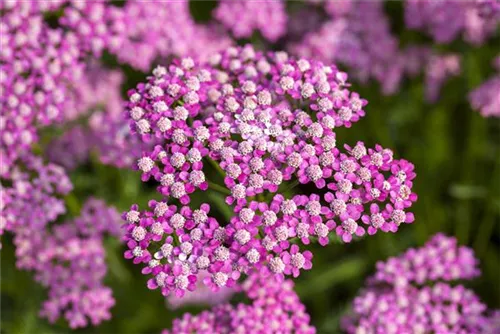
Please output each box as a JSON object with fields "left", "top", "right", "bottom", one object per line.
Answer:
{"left": 1, "top": 2, "right": 499, "bottom": 333}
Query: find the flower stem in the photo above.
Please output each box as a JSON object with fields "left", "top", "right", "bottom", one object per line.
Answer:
{"left": 281, "top": 179, "right": 300, "bottom": 193}
{"left": 205, "top": 158, "right": 226, "bottom": 178}
{"left": 473, "top": 159, "right": 500, "bottom": 256}
{"left": 208, "top": 181, "right": 231, "bottom": 195}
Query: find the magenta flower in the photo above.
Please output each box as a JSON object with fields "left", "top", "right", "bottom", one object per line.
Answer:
{"left": 282, "top": 244, "right": 313, "bottom": 277}
{"left": 14, "top": 198, "right": 122, "bottom": 329}
{"left": 404, "top": 0, "right": 499, "bottom": 45}
{"left": 214, "top": 0, "right": 287, "bottom": 42}
{"left": 163, "top": 272, "right": 315, "bottom": 334}
{"left": 343, "top": 234, "right": 497, "bottom": 334}
{"left": 469, "top": 54, "right": 500, "bottom": 118}
{"left": 123, "top": 45, "right": 417, "bottom": 298}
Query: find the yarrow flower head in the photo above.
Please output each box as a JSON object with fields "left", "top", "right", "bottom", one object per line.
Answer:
{"left": 0, "top": 156, "right": 72, "bottom": 243}
{"left": 162, "top": 272, "right": 315, "bottom": 333}
{"left": 123, "top": 45, "right": 417, "bottom": 298}
{"left": 342, "top": 234, "right": 498, "bottom": 334}
{"left": 214, "top": 0, "right": 288, "bottom": 42}
{"left": 13, "top": 198, "right": 122, "bottom": 329}
{"left": 109, "top": 0, "right": 231, "bottom": 71}
{"left": 0, "top": 4, "right": 84, "bottom": 175}
{"left": 290, "top": 2, "right": 403, "bottom": 95}
{"left": 469, "top": 54, "right": 500, "bottom": 118}
{"left": 404, "top": 0, "right": 500, "bottom": 45}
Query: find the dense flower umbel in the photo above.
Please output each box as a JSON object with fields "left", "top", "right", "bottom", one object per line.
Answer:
{"left": 342, "top": 234, "right": 497, "bottom": 334}
{"left": 214, "top": 0, "right": 287, "bottom": 42}
{"left": 469, "top": 55, "right": 500, "bottom": 118}
{"left": 405, "top": 0, "right": 500, "bottom": 45}
{"left": 123, "top": 45, "right": 417, "bottom": 297}
{"left": 0, "top": 0, "right": 125, "bottom": 57}
{"left": 162, "top": 272, "right": 315, "bottom": 334}
{"left": 0, "top": 5, "right": 84, "bottom": 175}
{"left": 0, "top": 2, "right": 122, "bottom": 175}
{"left": 13, "top": 198, "right": 121, "bottom": 328}
{"left": 0, "top": 156, "right": 72, "bottom": 244}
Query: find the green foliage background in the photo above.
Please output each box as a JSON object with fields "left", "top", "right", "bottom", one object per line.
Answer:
{"left": 1, "top": 2, "right": 499, "bottom": 333}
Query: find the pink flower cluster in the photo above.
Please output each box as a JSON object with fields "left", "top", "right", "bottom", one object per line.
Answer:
{"left": 342, "top": 234, "right": 498, "bottom": 334}
{"left": 167, "top": 272, "right": 234, "bottom": 310}
{"left": 112, "top": 1, "right": 231, "bottom": 71}
{"left": 46, "top": 66, "right": 146, "bottom": 169}
{"left": 0, "top": 4, "right": 84, "bottom": 175}
{"left": 469, "top": 54, "right": 500, "bottom": 117}
{"left": 288, "top": 1, "right": 500, "bottom": 106}
{"left": 0, "top": 3, "right": 232, "bottom": 328}
{"left": 477, "top": 0, "right": 500, "bottom": 19}
{"left": 123, "top": 45, "right": 416, "bottom": 297}
{"left": 162, "top": 272, "right": 314, "bottom": 334}
{"left": 13, "top": 198, "right": 122, "bottom": 328}
{"left": 291, "top": 2, "right": 403, "bottom": 95}
{"left": 0, "top": 156, "right": 72, "bottom": 243}
{"left": 214, "top": 0, "right": 287, "bottom": 42}
{"left": 405, "top": 0, "right": 500, "bottom": 45}
{"left": 423, "top": 53, "right": 461, "bottom": 103}
{"left": 398, "top": 47, "right": 461, "bottom": 103}
{"left": 0, "top": 0, "right": 229, "bottom": 177}
{"left": 1, "top": 0, "right": 125, "bottom": 58}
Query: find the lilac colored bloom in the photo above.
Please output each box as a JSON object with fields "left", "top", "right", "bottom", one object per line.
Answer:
{"left": 163, "top": 272, "right": 315, "bottom": 334}
{"left": 46, "top": 66, "right": 147, "bottom": 169}
{"left": 123, "top": 45, "right": 417, "bottom": 297}
{"left": 398, "top": 47, "right": 462, "bottom": 103}
{"left": 46, "top": 126, "right": 90, "bottom": 170}
{"left": 58, "top": 1, "right": 126, "bottom": 57}
{"left": 370, "top": 233, "right": 480, "bottom": 287}
{"left": 0, "top": 1, "right": 228, "bottom": 175}
{"left": 342, "top": 234, "right": 498, "bottom": 334}
{"left": 424, "top": 53, "right": 461, "bottom": 103}
{"left": 214, "top": 0, "right": 287, "bottom": 42}
{"left": 0, "top": 156, "right": 72, "bottom": 242}
{"left": 167, "top": 272, "right": 235, "bottom": 310}
{"left": 0, "top": 5, "right": 84, "bottom": 175}
{"left": 469, "top": 55, "right": 500, "bottom": 117}
{"left": 111, "top": 0, "right": 231, "bottom": 71}
{"left": 477, "top": 0, "right": 500, "bottom": 19}
{"left": 405, "top": 0, "right": 500, "bottom": 45}
{"left": 343, "top": 283, "right": 493, "bottom": 334}
{"left": 13, "top": 198, "right": 121, "bottom": 328}
{"left": 291, "top": 2, "right": 403, "bottom": 95}
{"left": 1, "top": 1, "right": 125, "bottom": 57}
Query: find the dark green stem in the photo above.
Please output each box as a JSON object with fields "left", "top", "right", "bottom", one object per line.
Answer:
{"left": 208, "top": 181, "right": 231, "bottom": 195}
